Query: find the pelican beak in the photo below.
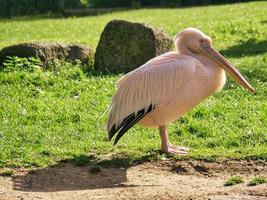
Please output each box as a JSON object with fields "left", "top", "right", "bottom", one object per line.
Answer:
{"left": 200, "top": 42, "right": 255, "bottom": 93}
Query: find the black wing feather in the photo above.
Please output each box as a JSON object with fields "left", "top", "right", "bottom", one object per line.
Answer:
{"left": 109, "top": 104, "right": 154, "bottom": 145}
{"left": 108, "top": 112, "right": 135, "bottom": 140}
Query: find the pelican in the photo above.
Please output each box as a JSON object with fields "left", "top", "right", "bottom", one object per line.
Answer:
{"left": 106, "top": 28, "right": 255, "bottom": 154}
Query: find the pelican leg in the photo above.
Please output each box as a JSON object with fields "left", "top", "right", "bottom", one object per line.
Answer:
{"left": 159, "top": 125, "right": 188, "bottom": 155}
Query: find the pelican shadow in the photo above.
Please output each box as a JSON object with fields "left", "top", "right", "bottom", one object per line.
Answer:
{"left": 12, "top": 152, "right": 159, "bottom": 192}
{"left": 220, "top": 39, "right": 267, "bottom": 58}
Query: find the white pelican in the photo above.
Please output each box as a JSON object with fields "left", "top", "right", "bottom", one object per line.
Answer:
{"left": 106, "top": 28, "right": 255, "bottom": 154}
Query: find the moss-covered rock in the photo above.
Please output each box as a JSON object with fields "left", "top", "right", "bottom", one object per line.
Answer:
{"left": 0, "top": 42, "right": 94, "bottom": 67}
{"left": 95, "top": 19, "right": 173, "bottom": 73}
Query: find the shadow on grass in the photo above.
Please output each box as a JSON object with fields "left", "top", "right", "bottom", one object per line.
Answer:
{"left": 220, "top": 39, "right": 267, "bottom": 58}
{"left": 12, "top": 151, "right": 162, "bottom": 192}
{"left": 242, "top": 68, "right": 267, "bottom": 83}
{"left": 82, "top": 67, "right": 121, "bottom": 77}
{"left": 0, "top": 1, "right": 259, "bottom": 22}
{"left": 0, "top": 14, "right": 64, "bottom": 22}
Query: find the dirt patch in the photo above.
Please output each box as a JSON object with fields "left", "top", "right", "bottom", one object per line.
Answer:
{"left": 0, "top": 160, "right": 266, "bottom": 200}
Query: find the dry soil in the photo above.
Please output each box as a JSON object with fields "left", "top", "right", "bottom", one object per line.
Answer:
{"left": 0, "top": 159, "right": 266, "bottom": 200}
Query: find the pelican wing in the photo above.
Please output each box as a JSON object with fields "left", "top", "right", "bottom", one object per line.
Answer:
{"left": 107, "top": 52, "right": 196, "bottom": 144}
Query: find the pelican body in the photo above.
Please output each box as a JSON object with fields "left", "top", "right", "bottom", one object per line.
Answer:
{"left": 107, "top": 28, "right": 254, "bottom": 154}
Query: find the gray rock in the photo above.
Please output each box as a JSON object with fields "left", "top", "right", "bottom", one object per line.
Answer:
{"left": 0, "top": 42, "right": 94, "bottom": 67}
{"left": 95, "top": 19, "right": 173, "bottom": 73}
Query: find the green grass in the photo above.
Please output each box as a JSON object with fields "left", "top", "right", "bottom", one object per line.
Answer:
{"left": 224, "top": 175, "right": 244, "bottom": 186}
{"left": 0, "top": 169, "right": 14, "bottom": 177}
{"left": 248, "top": 176, "right": 266, "bottom": 186}
{"left": 0, "top": 1, "right": 267, "bottom": 168}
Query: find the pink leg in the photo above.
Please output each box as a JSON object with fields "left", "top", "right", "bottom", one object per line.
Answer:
{"left": 159, "top": 125, "right": 189, "bottom": 155}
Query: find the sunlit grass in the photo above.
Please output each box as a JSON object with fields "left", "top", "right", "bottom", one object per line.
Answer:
{"left": 248, "top": 176, "right": 266, "bottom": 186}
{"left": 0, "top": 1, "right": 266, "bottom": 168}
{"left": 224, "top": 175, "right": 244, "bottom": 186}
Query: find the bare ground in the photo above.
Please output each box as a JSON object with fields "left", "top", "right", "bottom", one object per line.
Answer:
{"left": 0, "top": 159, "right": 266, "bottom": 200}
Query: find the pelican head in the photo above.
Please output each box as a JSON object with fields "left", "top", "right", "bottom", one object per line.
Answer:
{"left": 175, "top": 28, "right": 255, "bottom": 93}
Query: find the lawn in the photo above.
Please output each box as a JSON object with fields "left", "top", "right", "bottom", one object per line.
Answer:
{"left": 0, "top": 1, "right": 266, "bottom": 168}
